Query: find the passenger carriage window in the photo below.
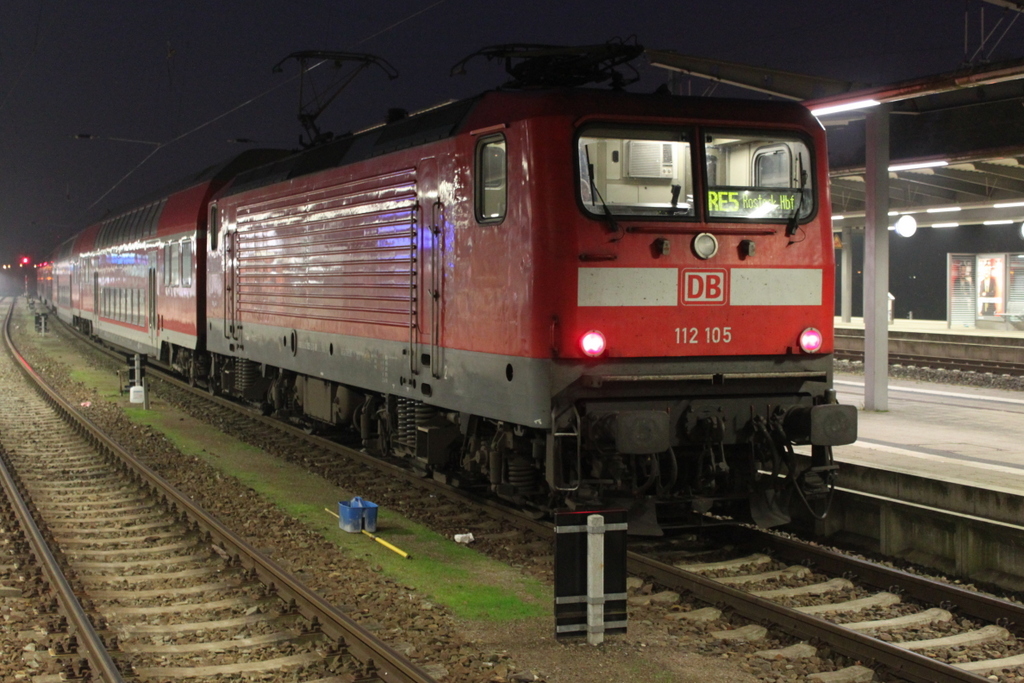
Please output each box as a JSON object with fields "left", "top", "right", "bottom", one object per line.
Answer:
{"left": 704, "top": 131, "right": 814, "bottom": 221}
{"left": 163, "top": 245, "right": 172, "bottom": 287}
{"left": 577, "top": 127, "right": 695, "bottom": 218}
{"left": 182, "top": 240, "right": 193, "bottom": 287}
{"left": 209, "top": 204, "right": 219, "bottom": 251}
{"left": 475, "top": 136, "right": 506, "bottom": 223}
{"left": 170, "top": 243, "right": 180, "bottom": 287}
{"left": 128, "top": 210, "right": 142, "bottom": 243}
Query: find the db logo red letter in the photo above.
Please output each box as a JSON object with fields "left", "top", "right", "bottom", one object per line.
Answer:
{"left": 682, "top": 269, "right": 727, "bottom": 305}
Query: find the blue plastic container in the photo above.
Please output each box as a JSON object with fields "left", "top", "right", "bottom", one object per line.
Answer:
{"left": 338, "top": 497, "right": 378, "bottom": 533}
{"left": 359, "top": 498, "right": 379, "bottom": 533}
{"left": 338, "top": 499, "right": 363, "bottom": 533}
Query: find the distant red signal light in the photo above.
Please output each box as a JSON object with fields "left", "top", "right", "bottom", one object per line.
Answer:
{"left": 20, "top": 257, "right": 30, "bottom": 265}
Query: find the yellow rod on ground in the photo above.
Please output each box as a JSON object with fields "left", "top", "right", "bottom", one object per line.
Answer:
{"left": 324, "top": 508, "right": 411, "bottom": 559}
{"left": 362, "top": 529, "right": 411, "bottom": 559}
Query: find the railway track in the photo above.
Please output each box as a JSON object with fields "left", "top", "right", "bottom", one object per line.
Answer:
{"left": 28, "top": 297, "right": 1024, "bottom": 682}
{"left": 834, "top": 330, "right": 1024, "bottom": 376}
{"left": 1, "top": 298, "right": 436, "bottom": 681}
{"left": 629, "top": 527, "right": 1024, "bottom": 683}
{"left": 835, "top": 348, "right": 1024, "bottom": 375}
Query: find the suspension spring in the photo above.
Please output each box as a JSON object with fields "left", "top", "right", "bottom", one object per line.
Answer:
{"left": 507, "top": 457, "right": 536, "bottom": 490}
{"left": 415, "top": 403, "right": 436, "bottom": 427}
{"left": 235, "top": 358, "right": 258, "bottom": 393}
{"left": 396, "top": 398, "right": 415, "bottom": 449}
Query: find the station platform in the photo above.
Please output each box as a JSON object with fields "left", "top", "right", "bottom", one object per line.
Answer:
{"left": 831, "top": 372, "right": 1024, "bottom": 498}
{"left": 835, "top": 316, "right": 1024, "bottom": 340}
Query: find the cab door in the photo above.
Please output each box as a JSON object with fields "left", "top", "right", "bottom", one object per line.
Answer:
{"left": 148, "top": 266, "right": 157, "bottom": 342}
{"left": 217, "top": 203, "right": 241, "bottom": 344}
{"left": 417, "top": 158, "right": 444, "bottom": 379}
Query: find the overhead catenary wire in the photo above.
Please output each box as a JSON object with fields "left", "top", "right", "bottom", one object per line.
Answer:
{"left": 81, "top": 0, "right": 449, "bottom": 218}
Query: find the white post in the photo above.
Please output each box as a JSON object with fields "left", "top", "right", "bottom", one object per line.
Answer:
{"left": 863, "top": 105, "right": 891, "bottom": 411}
{"left": 841, "top": 225, "right": 853, "bottom": 323}
{"left": 586, "top": 514, "right": 605, "bottom": 646}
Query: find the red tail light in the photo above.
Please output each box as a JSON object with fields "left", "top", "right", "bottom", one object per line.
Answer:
{"left": 798, "top": 327, "right": 823, "bottom": 353}
{"left": 580, "top": 330, "right": 606, "bottom": 357}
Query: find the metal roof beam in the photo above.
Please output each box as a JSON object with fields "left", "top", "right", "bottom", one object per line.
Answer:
{"left": 972, "top": 159, "right": 1024, "bottom": 183}
{"left": 980, "top": 0, "right": 1024, "bottom": 12}
{"left": 645, "top": 50, "right": 861, "bottom": 100}
{"left": 893, "top": 170, "right": 1009, "bottom": 201}
{"left": 805, "top": 56, "right": 1024, "bottom": 113}
{"left": 930, "top": 166, "right": 1024, "bottom": 195}
{"left": 888, "top": 178, "right": 961, "bottom": 205}
{"left": 830, "top": 177, "right": 958, "bottom": 207}
{"left": 890, "top": 79, "right": 1024, "bottom": 113}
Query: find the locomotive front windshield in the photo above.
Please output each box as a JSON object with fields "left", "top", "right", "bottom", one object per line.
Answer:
{"left": 705, "top": 131, "right": 814, "bottom": 221}
{"left": 577, "top": 127, "right": 814, "bottom": 221}
{"left": 579, "top": 129, "right": 695, "bottom": 217}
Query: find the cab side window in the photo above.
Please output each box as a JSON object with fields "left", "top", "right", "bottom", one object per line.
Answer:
{"left": 476, "top": 136, "right": 507, "bottom": 223}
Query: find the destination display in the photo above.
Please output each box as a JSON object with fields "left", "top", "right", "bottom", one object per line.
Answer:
{"left": 707, "top": 188, "right": 802, "bottom": 219}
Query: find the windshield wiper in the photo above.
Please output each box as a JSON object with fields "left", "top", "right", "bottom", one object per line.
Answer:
{"left": 785, "top": 153, "right": 808, "bottom": 239}
{"left": 584, "top": 145, "right": 623, "bottom": 240}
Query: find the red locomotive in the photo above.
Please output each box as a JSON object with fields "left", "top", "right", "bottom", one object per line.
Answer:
{"left": 43, "top": 47, "right": 855, "bottom": 531}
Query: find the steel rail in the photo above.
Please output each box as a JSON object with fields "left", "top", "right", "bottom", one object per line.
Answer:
{"left": 835, "top": 348, "right": 1024, "bottom": 375}
{"left": 6, "top": 300, "right": 437, "bottom": 683}
{"left": 739, "top": 526, "right": 1024, "bottom": 625}
{"left": 627, "top": 551, "right": 989, "bottom": 683}
{"left": 834, "top": 328, "right": 1024, "bottom": 376}
{"left": 1, "top": 299, "right": 126, "bottom": 683}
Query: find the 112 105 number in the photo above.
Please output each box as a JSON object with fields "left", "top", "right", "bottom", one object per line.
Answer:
{"left": 675, "top": 327, "right": 732, "bottom": 344}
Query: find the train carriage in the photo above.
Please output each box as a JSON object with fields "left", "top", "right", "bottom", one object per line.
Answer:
{"left": 48, "top": 151, "right": 288, "bottom": 377}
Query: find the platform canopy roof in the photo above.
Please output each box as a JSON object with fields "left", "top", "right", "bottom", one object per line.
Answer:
{"left": 647, "top": 46, "right": 1024, "bottom": 229}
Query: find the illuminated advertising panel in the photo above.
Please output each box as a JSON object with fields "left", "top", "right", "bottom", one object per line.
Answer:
{"left": 977, "top": 254, "right": 1005, "bottom": 318}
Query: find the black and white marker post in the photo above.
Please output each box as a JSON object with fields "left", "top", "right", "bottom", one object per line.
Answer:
{"left": 554, "top": 509, "right": 627, "bottom": 645}
{"left": 127, "top": 353, "right": 149, "bottom": 410}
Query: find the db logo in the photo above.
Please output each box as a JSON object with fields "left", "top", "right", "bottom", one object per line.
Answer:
{"left": 682, "top": 269, "right": 727, "bottom": 305}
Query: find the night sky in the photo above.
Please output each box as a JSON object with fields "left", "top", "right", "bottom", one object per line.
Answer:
{"left": 2, "top": 0, "right": 1022, "bottom": 264}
